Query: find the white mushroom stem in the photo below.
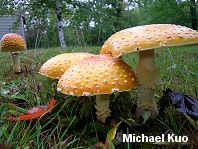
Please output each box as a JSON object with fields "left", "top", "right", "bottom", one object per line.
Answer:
{"left": 135, "top": 86, "right": 158, "bottom": 118}
{"left": 134, "top": 50, "right": 162, "bottom": 118}
{"left": 11, "top": 52, "right": 21, "bottom": 73}
{"left": 94, "top": 94, "right": 111, "bottom": 123}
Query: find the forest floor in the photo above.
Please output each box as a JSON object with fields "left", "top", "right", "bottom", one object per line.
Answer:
{"left": 0, "top": 46, "right": 198, "bottom": 149}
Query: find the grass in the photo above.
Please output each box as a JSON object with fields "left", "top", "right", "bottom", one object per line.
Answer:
{"left": 0, "top": 45, "right": 198, "bottom": 149}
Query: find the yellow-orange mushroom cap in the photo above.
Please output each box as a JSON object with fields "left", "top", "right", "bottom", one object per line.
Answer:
{"left": 39, "top": 52, "right": 94, "bottom": 79}
{"left": 100, "top": 24, "right": 198, "bottom": 57}
{"left": 0, "top": 33, "right": 26, "bottom": 52}
{"left": 57, "top": 54, "right": 138, "bottom": 96}
{"left": 100, "top": 24, "right": 198, "bottom": 118}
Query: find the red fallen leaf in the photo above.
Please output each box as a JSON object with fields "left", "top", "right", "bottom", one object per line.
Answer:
{"left": 95, "top": 141, "right": 109, "bottom": 149}
{"left": 4, "top": 98, "right": 57, "bottom": 121}
{"left": 47, "top": 98, "right": 57, "bottom": 112}
{"left": 26, "top": 106, "right": 47, "bottom": 114}
{"left": 103, "top": 141, "right": 109, "bottom": 149}
{"left": 95, "top": 142, "right": 104, "bottom": 147}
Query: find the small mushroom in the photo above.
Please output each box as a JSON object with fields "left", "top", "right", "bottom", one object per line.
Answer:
{"left": 57, "top": 54, "right": 138, "bottom": 123}
{"left": 0, "top": 33, "right": 26, "bottom": 73}
{"left": 100, "top": 24, "right": 198, "bottom": 118}
{"left": 39, "top": 52, "right": 94, "bottom": 79}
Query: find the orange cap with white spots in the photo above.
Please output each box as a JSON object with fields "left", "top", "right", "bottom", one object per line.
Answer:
{"left": 0, "top": 33, "right": 26, "bottom": 52}
{"left": 100, "top": 24, "right": 198, "bottom": 58}
{"left": 57, "top": 54, "right": 138, "bottom": 96}
{"left": 39, "top": 52, "right": 94, "bottom": 79}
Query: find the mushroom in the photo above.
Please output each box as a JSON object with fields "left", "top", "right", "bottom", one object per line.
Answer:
{"left": 39, "top": 52, "right": 94, "bottom": 79}
{"left": 100, "top": 24, "right": 198, "bottom": 118}
{"left": 0, "top": 33, "right": 26, "bottom": 73}
{"left": 57, "top": 54, "right": 138, "bottom": 123}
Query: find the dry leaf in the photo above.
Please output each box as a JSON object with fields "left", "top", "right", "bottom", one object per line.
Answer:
{"left": 107, "top": 121, "right": 122, "bottom": 140}
{"left": 4, "top": 98, "right": 57, "bottom": 121}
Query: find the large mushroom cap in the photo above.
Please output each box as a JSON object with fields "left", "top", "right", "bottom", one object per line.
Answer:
{"left": 0, "top": 33, "right": 26, "bottom": 52}
{"left": 39, "top": 52, "right": 94, "bottom": 79}
{"left": 57, "top": 54, "right": 138, "bottom": 96}
{"left": 100, "top": 24, "right": 198, "bottom": 58}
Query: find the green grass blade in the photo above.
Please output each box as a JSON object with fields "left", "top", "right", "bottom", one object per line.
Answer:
{"left": 0, "top": 124, "right": 9, "bottom": 139}
{"left": 184, "top": 113, "right": 198, "bottom": 130}
{"left": 60, "top": 116, "right": 76, "bottom": 141}
{"left": 6, "top": 121, "right": 19, "bottom": 145}
{"left": 3, "top": 103, "right": 26, "bottom": 113}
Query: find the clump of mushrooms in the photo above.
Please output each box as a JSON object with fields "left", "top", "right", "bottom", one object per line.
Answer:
{"left": 39, "top": 52, "right": 94, "bottom": 79}
{"left": 100, "top": 24, "right": 198, "bottom": 118}
{"left": 57, "top": 54, "right": 138, "bottom": 123}
{"left": 0, "top": 33, "right": 26, "bottom": 73}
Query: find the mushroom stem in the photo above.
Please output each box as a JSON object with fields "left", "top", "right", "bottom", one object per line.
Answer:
{"left": 134, "top": 50, "right": 162, "bottom": 118}
{"left": 11, "top": 52, "right": 21, "bottom": 73}
{"left": 94, "top": 94, "right": 111, "bottom": 123}
{"left": 135, "top": 85, "right": 159, "bottom": 118}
